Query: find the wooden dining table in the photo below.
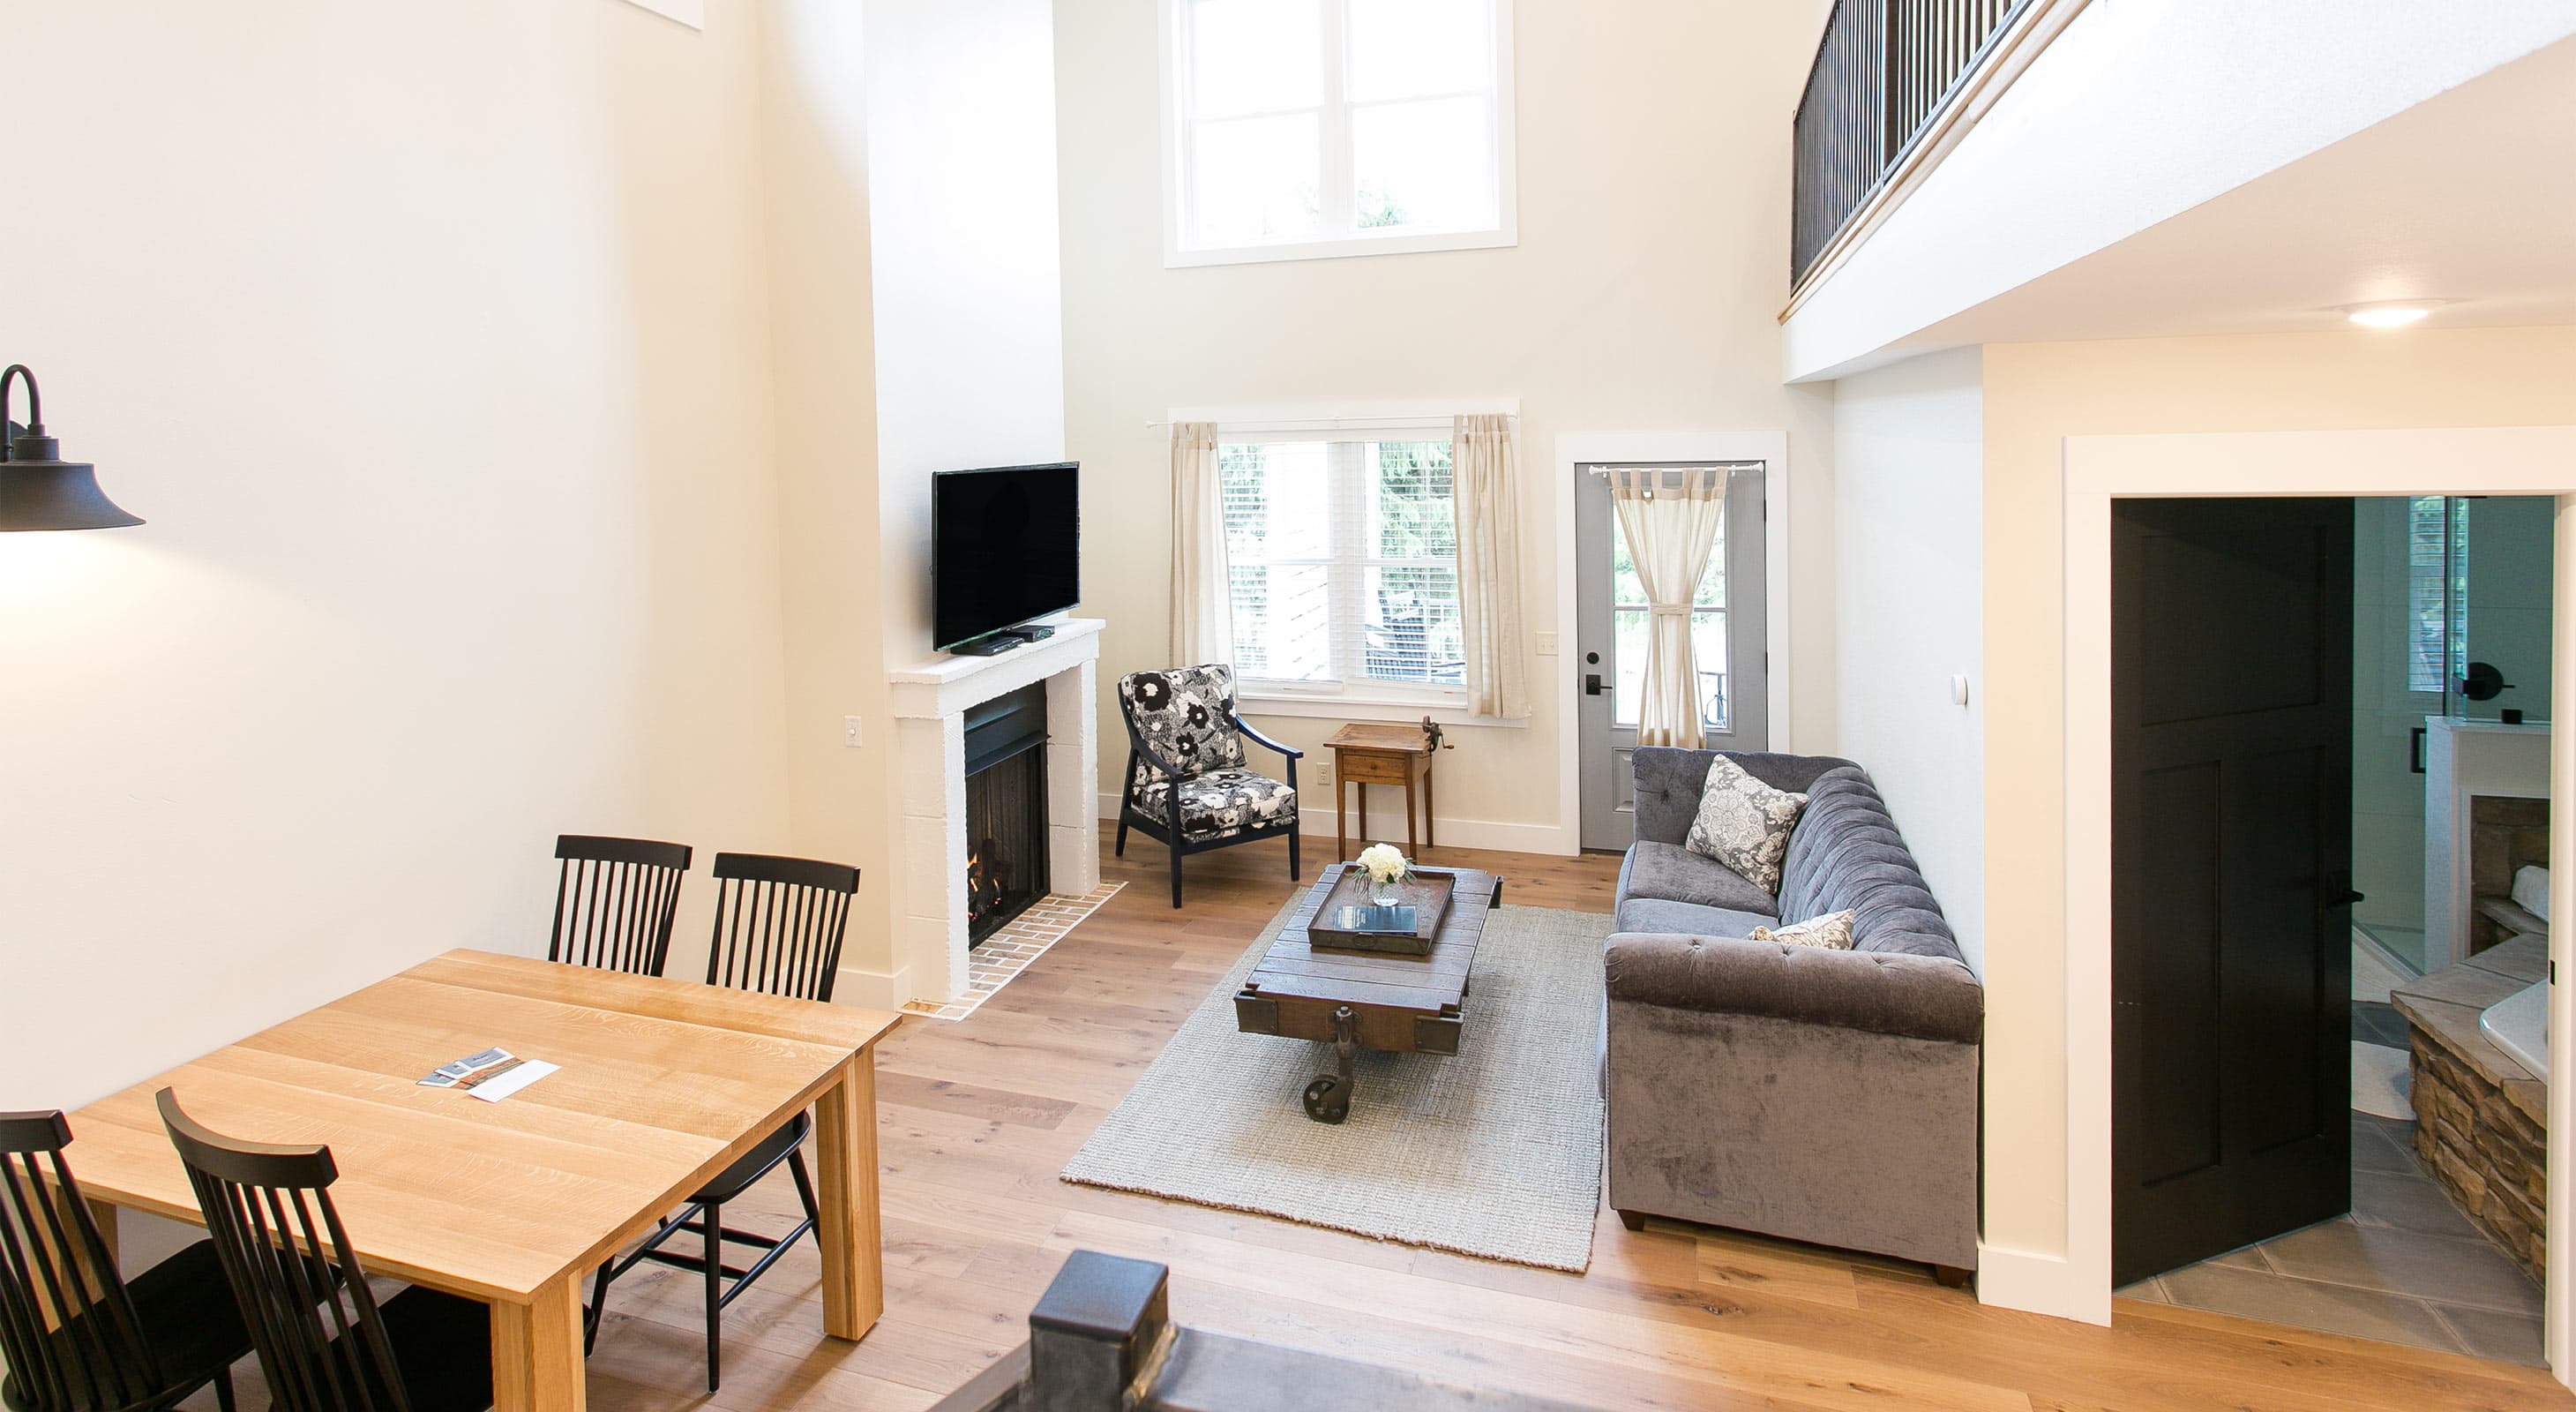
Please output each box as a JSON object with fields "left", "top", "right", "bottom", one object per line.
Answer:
{"left": 63, "top": 948, "right": 902, "bottom": 1412}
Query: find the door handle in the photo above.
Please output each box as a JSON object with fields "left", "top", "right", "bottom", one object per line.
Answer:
{"left": 1584, "top": 673, "right": 1604, "bottom": 696}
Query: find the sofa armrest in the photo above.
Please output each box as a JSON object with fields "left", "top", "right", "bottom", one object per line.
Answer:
{"left": 1604, "top": 932, "right": 1981, "bottom": 1045}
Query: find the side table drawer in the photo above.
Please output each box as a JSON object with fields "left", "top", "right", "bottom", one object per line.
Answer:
{"left": 1334, "top": 750, "right": 1414, "bottom": 785}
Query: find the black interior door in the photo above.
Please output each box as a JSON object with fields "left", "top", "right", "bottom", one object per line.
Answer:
{"left": 2112, "top": 496, "right": 2355, "bottom": 1287}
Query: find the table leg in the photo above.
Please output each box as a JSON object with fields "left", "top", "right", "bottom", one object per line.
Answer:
{"left": 1357, "top": 783, "right": 1368, "bottom": 846}
{"left": 814, "top": 1048, "right": 885, "bottom": 1341}
{"left": 1301, "top": 1005, "right": 1359, "bottom": 1123}
{"left": 1425, "top": 762, "right": 1435, "bottom": 852}
{"left": 490, "top": 1273, "right": 584, "bottom": 1412}
{"left": 1336, "top": 758, "right": 1349, "bottom": 862}
{"left": 1404, "top": 771, "right": 1419, "bottom": 856}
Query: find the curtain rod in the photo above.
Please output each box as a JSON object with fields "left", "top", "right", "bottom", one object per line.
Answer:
{"left": 1584, "top": 462, "right": 1764, "bottom": 475}
{"left": 1142, "top": 411, "right": 1514, "bottom": 430}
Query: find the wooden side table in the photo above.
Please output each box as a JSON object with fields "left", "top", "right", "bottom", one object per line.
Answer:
{"left": 1323, "top": 721, "right": 1440, "bottom": 861}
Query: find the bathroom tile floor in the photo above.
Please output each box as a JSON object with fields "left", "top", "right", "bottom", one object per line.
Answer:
{"left": 2117, "top": 1112, "right": 2545, "bottom": 1365}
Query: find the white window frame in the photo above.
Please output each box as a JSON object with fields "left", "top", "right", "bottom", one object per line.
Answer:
{"left": 1158, "top": 0, "right": 1519, "bottom": 269}
{"left": 1188, "top": 399, "right": 1518, "bottom": 725}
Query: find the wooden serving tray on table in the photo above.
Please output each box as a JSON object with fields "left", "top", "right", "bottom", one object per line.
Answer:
{"left": 1304, "top": 864, "right": 1458, "bottom": 955}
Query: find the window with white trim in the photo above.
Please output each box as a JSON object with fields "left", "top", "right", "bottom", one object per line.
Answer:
{"left": 1164, "top": 0, "right": 1514, "bottom": 266}
{"left": 1222, "top": 432, "right": 1464, "bottom": 701}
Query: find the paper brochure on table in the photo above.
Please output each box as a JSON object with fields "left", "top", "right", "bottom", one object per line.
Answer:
{"left": 418, "top": 1047, "right": 560, "bottom": 1103}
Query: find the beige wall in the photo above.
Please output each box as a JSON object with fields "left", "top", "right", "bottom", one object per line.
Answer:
{"left": 0, "top": 0, "right": 794, "bottom": 1108}
{"left": 1054, "top": 0, "right": 1838, "bottom": 846}
{"left": 1980, "top": 325, "right": 2576, "bottom": 1264}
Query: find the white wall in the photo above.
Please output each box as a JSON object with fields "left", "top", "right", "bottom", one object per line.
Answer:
{"left": 0, "top": 0, "right": 794, "bottom": 1112}
{"left": 1054, "top": 0, "right": 1838, "bottom": 848}
{"left": 766, "top": 0, "right": 1068, "bottom": 1007}
{"left": 1783, "top": 1, "right": 2576, "bottom": 379}
{"left": 1831, "top": 349, "right": 1985, "bottom": 973}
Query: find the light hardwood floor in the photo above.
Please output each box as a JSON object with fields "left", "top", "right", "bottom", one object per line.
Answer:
{"left": 577, "top": 837, "right": 2575, "bottom": 1412}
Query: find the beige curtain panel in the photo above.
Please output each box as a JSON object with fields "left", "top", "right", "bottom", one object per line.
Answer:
{"left": 1453, "top": 413, "right": 1529, "bottom": 719}
{"left": 1608, "top": 466, "right": 1725, "bottom": 749}
{"left": 1168, "top": 421, "right": 1232, "bottom": 665}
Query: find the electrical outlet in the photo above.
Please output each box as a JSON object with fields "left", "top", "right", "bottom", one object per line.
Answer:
{"left": 1535, "top": 631, "right": 1560, "bottom": 657}
{"left": 842, "top": 715, "right": 865, "bottom": 747}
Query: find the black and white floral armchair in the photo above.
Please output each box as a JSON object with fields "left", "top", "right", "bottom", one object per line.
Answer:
{"left": 1114, "top": 664, "right": 1303, "bottom": 907}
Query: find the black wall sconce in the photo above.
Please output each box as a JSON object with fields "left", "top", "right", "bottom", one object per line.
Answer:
{"left": 1, "top": 364, "right": 143, "bottom": 531}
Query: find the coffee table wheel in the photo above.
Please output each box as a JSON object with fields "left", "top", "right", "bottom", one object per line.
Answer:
{"left": 1302, "top": 1074, "right": 1352, "bottom": 1123}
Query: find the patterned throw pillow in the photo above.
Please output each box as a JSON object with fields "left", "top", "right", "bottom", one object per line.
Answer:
{"left": 1751, "top": 909, "right": 1857, "bottom": 950}
{"left": 1683, "top": 755, "right": 1808, "bottom": 894}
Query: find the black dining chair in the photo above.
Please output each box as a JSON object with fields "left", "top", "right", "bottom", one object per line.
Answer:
{"left": 0, "top": 1110, "right": 251, "bottom": 1412}
{"left": 155, "top": 1090, "right": 493, "bottom": 1412}
{"left": 547, "top": 834, "right": 693, "bottom": 975}
{"left": 585, "top": 851, "right": 860, "bottom": 1391}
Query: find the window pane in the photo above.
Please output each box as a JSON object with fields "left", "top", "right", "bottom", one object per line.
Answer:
{"left": 1366, "top": 565, "right": 1464, "bottom": 684}
{"left": 1611, "top": 517, "right": 1644, "bottom": 608}
{"left": 1232, "top": 564, "right": 1334, "bottom": 681}
{"left": 1696, "top": 509, "right": 1726, "bottom": 608}
{"left": 1691, "top": 611, "right": 1728, "bottom": 731}
{"left": 1347, "top": 0, "right": 1489, "bottom": 102}
{"left": 1221, "top": 442, "right": 1329, "bottom": 560}
{"left": 1189, "top": 113, "right": 1322, "bottom": 247}
{"left": 1612, "top": 608, "right": 1647, "bottom": 725}
{"left": 1190, "top": 0, "right": 1321, "bottom": 118}
{"left": 1351, "top": 96, "right": 1493, "bottom": 231}
{"left": 1365, "top": 440, "right": 1455, "bottom": 558}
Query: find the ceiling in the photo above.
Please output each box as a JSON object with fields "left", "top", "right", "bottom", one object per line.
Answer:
{"left": 1892, "top": 34, "right": 2576, "bottom": 351}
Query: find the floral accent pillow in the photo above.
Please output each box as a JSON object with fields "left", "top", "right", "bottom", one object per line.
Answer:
{"left": 1683, "top": 755, "right": 1808, "bottom": 894}
{"left": 1751, "top": 909, "right": 1856, "bottom": 950}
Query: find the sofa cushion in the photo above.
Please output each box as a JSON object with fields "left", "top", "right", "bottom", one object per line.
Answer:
{"left": 1778, "top": 766, "right": 1964, "bottom": 964}
{"left": 1605, "top": 932, "right": 1982, "bottom": 1043}
{"left": 1621, "top": 841, "right": 1781, "bottom": 917}
{"left": 1684, "top": 756, "right": 1808, "bottom": 894}
{"left": 1614, "top": 897, "right": 1774, "bottom": 939}
{"left": 1752, "top": 909, "right": 1855, "bottom": 950}
{"left": 1629, "top": 747, "right": 1860, "bottom": 846}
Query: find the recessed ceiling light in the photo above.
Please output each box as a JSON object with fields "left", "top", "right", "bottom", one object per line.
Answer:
{"left": 2340, "top": 300, "right": 2448, "bottom": 328}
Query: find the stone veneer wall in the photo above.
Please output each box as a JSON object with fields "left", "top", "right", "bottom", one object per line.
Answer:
{"left": 2468, "top": 793, "right": 2550, "bottom": 951}
{"left": 2409, "top": 1024, "right": 2547, "bottom": 1280}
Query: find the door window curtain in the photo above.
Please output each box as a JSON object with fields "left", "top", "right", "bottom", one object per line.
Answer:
{"left": 1608, "top": 466, "right": 1724, "bottom": 748}
{"left": 1454, "top": 413, "right": 1529, "bottom": 718}
{"left": 1169, "top": 421, "right": 1232, "bottom": 665}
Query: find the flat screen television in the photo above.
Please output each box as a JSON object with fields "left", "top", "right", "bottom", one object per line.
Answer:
{"left": 932, "top": 462, "right": 1081, "bottom": 651}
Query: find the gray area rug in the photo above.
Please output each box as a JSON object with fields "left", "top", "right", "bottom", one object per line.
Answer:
{"left": 1061, "top": 896, "right": 1614, "bottom": 1272}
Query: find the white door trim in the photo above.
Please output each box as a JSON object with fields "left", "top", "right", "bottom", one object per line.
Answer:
{"left": 2056, "top": 424, "right": 2576, "bottom": 1386}
{"left": 1553, "top": 431, "right": 1792, "bottom": 852}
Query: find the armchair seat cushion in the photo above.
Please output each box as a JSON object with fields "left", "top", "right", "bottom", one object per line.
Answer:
{"left": 1128, "top": 767, "right": 1298, "bottom": 841}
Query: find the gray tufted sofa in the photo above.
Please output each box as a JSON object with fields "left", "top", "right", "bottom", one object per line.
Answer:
{"left": 1603, "top": 747, "right": 1982, "bottom": 1279}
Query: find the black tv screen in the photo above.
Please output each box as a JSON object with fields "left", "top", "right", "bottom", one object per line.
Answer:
{"left": 932, "top": 462, "right": 1081, "bottom": 650}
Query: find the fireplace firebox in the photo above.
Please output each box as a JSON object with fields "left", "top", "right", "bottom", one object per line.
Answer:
{"left": 963, "top": 683, "right": 1051, "bottom": 944}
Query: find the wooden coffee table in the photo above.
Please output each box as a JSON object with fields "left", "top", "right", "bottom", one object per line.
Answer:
{"left": 1233, "top": 864, "right": 1502, "bottom": 1123}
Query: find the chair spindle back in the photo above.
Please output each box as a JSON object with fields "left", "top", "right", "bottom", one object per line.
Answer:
{"left": 549, "top": 835, "right": 693, "bottom": 975}
{"left": 0, "top": 1110, "right": 159, "bottom": 1412}
{"left": 704, "top": 852, "right": 860, "bottom": 1003}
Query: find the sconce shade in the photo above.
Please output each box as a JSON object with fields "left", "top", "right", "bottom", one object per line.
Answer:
{"left": 1, "top": 363, "right": 144, "bottom": 531}
{"left": 0, "top": 439, "right": 145, "bottom": 531}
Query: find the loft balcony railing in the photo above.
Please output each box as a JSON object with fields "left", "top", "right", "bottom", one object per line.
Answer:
{"left": 1791, "top": 0, "right": 2042, "bottom": 291}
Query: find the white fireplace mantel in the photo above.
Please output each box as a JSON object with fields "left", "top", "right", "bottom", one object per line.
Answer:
{"left": 887, "top": 619, "right": 1103, "bottom": 1006}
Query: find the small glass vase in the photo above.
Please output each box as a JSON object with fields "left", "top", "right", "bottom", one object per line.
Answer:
{"left": 1372, "top": 874, "right": 1405, "bottom": 906}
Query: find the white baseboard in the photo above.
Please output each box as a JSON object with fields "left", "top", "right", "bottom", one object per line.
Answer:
{"left": 1094, "top": 793, "right": 1575, "bottom": 858}
{"left": 1973, "top": 1243, "right": 2108, "bottom": 1326}
{"left": 834, "top": 964, "right": 909, "bottom": 1013}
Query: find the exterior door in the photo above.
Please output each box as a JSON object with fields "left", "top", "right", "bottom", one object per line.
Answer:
{"left": 2112, "top": 496, "right": 2355, "bottom": 1286}
{"left": 1576, "top": 464, "right": 1768, "bottom": 851}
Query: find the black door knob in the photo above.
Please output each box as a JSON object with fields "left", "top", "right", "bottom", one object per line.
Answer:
{"left": 1584, "top": 673, "right": 1604, "bottom": 696}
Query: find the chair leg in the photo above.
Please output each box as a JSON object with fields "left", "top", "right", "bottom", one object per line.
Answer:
{"left": 787, "top": 1146, "right": 823, "bottom": 1231}
{"left": 1170, "top": 838, "right": 1186, "bottom": 908}
{"left": 1114, "top": 813, "right": 1129, "bottom": 857}
{"left": 703, "top": 1202, "right": 724, "bottom": 1393}
{"left": 584, "top": 1260, "right": 612, "bottom": 1353}
{"left": 213, "top": 1369, "right": 236, "bottom": 1412}
{"left": 1288, "top": 824, "right": 1301, "bottom": 881}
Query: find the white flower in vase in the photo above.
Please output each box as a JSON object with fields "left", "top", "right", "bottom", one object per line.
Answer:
{"left": 1356, "top": 843, "right": 1411, "bottom": 904}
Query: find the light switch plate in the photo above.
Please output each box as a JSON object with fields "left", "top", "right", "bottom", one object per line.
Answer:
{"left": 1535, "top": 631, "right": 1560, "bottom": 657}
{"left": 843, "top": 715, "right": 865, "bottom": 747}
